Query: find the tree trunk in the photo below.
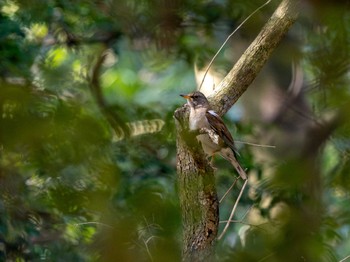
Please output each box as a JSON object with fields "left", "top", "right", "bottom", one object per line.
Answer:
{"left": 175, "top": 0, "right": 299, "bottom": 261}
{"left": 174, "top": 107, "right": 219, "bottom": 262}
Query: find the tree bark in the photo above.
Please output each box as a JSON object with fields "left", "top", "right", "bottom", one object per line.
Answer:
{"left": 175, "top": 0, "right": 299, "bottom": 261}
{"left": 174, "top": 107, "right": 219, "bottom": 262}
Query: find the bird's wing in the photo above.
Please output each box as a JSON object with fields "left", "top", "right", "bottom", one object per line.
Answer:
{"left": 206, "top": 110, "right": 238, "bottom": 154}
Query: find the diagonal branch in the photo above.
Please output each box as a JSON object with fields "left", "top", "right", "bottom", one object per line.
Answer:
{"left": 209, "top": 0, "right": 300, "bottom": 115}
{"left": 218, "top": 178, "right": 248, "bottom": 240}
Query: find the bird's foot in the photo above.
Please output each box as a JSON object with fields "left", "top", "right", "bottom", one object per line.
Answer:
{"left": 207, "top": 156, "right": 217, "bottom": 171}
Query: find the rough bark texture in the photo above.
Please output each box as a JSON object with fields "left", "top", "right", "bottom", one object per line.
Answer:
{"left": 175, "top": 0, "right": 299, "bottom": 261}
{"left": 174, "top": 106, "right": 219, "bottom": 262}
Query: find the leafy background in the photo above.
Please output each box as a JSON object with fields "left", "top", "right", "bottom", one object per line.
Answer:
{"left": 0, "top": 0, "right": 350, "bottom": 261}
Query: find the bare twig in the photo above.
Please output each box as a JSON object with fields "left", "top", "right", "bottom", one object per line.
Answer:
{"left": 235, "top": 140, "right": 276, "bottom": 148}
{"left": 218, "top": 178, "right": 248, "bottom": 240}
{"left": 240, "top": 204, "right": 255, "bottom": 221}
{"left": 219, "top": 176, "right": 239, "bottom": 203}
{"left": 143, "top": 236, "right": 157, "bottom": 262}
{"left": 74, "top": 222, "right": 113, "bottom": 228}
{"left": 199, "top": 0, "right": 272, "bottom": 91}
{"left": 219, "top": 220, "right": 268, "bottom": 232}
{"left": 258, "top": 253, "right": 275, "bottom": 262}
{"left": 339, "top": 255, "right": 350, "bottom": 262}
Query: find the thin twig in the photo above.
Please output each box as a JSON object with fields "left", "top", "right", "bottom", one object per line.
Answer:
{"left": 240, "top": 204, "right": 255, "bottom": 221}
{"left": 219, "top": 219, "right": 268, "bottom": 232}
{"left": 219, "top": 204, "right": 267, "bottom": 231}
{"left": 199, "top": 0, "right": 272, "bottom": 91}
{"left": 340, "top": 255, "right": 350, "bottom": 262}
{"left": 220, "top": 176, "right": 239, "bottom": 203}
{"left": 218, "top": 178, "right": 248, "bottom": 240}
{"left": 235, "top": 140, "right": 276, "bottom": 148}
{"left": 258, "top": 253, "right": 275, "bottom": 262}
{"left": 145, "top": 235, "right": 159, "bottom": 245}
{"left": 143, "top": 237, "right": 155, "bottom": 262}
{"left": 74, "top": 222, "right": 114, "bottom": 228}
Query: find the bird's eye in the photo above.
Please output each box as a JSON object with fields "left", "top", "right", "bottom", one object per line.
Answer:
{"left": 192, "top": 95, "right": 198, "bottom": 99}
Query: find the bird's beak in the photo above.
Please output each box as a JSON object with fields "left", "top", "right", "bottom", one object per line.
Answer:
{"left": 180, "top": 94, "right": 190, "bottom": 99}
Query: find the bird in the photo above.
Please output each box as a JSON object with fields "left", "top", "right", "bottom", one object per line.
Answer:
{"left": 180, "top": 91, "right": 247, "bottom": 180}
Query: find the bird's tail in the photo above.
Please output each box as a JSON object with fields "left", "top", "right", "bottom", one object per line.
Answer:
{"left": 220, "top": 148, "right": 247, "bottom": 180}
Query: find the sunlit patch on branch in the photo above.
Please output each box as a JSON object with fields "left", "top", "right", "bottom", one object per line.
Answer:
{"left": 112, "top": 119, "right": 165, "bottom": 142}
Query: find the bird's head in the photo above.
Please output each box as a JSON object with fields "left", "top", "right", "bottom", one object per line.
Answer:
{"left": 180, "top": 91, "right": 210, "bottom": 109}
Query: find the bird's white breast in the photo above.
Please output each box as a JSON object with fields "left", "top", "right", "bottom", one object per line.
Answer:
{"left": 188, "top": 107, "right": 209, "bottom": 130}
{"left": 188, "top": 107, "right": 221, "bottom": 155}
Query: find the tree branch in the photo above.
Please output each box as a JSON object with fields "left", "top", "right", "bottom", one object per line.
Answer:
{"left": 209, "top": 0, "right": 300, "bottom": 115}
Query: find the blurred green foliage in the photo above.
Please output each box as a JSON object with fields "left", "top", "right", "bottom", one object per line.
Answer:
{"left": 0, "top": 0, "right": 350, "bottom": 261}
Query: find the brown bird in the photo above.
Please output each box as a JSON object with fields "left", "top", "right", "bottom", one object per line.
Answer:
{"left": 180, "top": 91, "right": 247, "bottom": 180}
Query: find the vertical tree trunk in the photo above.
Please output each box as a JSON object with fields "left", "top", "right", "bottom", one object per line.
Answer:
{"left": 175, "top": 106, "right": 219, "bottom": 262}
{"left": 175, "top": 0, "right": 299, "bottom": 260}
